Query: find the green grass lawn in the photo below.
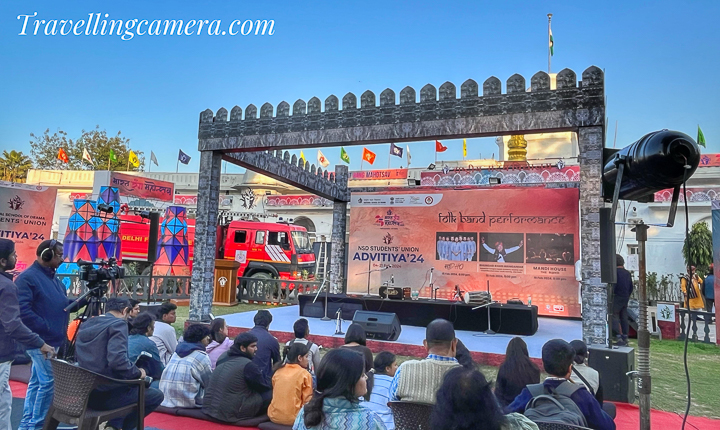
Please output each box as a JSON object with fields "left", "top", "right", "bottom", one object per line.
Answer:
{"left": 172, "top": 305, "right": 720, "bottom": 418}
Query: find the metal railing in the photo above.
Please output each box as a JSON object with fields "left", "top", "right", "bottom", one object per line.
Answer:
{"left": 59, "top": 274, "right": 192, "bottom": 302}
{"left": 677, "top": 308, "right": 716, "bottom": 344}
{"left": 238, "top": 277, "right": 323, "bottom": 305}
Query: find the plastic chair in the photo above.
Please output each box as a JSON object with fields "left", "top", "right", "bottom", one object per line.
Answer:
{"left": 387, "top": 401, "right": 434, "bottom": 430}
{"left": 42, "top": 359, "right": 146, "bottom": 430}
{"left": 535, "top": 421, "right": 592, "bottom": 430}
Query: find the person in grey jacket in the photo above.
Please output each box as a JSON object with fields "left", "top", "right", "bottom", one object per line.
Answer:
{"left": 0, "top": 239, "right": 54, "bottom": 430}
{"left": 76, "top": 297, "right": 164, "bottom": 430}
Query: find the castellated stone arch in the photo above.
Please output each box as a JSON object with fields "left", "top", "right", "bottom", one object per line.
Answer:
{"left": 193, "top": 67, "right": 607, "bottom": 347}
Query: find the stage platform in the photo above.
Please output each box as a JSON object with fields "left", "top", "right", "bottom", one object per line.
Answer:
{"left": 221, "top": 304, "right": 582, "bottom": 366}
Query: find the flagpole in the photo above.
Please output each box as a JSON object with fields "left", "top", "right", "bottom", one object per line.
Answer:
{"left": 548, "top": 13, "right": 553, "bottom": 74}
{"left": 388, "top": 144, "right": 391, "bottom": 169}
{"left": 176, "top": 159, "right": 179, "bottom": 173}
{"left": 107, "top": 155, "right": 111, "bottom": 171}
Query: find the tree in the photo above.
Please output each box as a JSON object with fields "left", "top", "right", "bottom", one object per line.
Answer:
{"left": 682, "top": 221, "right": 713, "bottom": 275}
{"left": 29, "top": 126, "right": 144, "bottom": 171}
{"left": 0, "top": 150, "right": 34, "bottom": 182}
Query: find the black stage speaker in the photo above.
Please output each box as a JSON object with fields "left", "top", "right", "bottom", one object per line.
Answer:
{"left": 300, "top": 300, "right": 361, "bottom": 321}
{"left": 352, "top": 311, "right": 402, "bottom": 341}
{"left": 599, "top": 207, "right": 617, "bottom": 284}
{"left": 588, "top": 344, "right": 635, "bottom": 403}
{"left": 147, "top": 212, "right": 160, "bottom": 264}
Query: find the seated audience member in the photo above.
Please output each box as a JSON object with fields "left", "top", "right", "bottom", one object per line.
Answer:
{"left": 160, "top": 324, "right": 212, "bottom": 408}
{"left": 75, "top": 297, "right": 164, "bottom": 430}
{"left": 268, "top": 342, "right": 313, "bottom": 425}
{"left": 389, "top": 318, "right": 460, "bottom": 404}
{"left": 285, "top": 318, "right": 321, "bottom": 374}
{"left": 362, "top": 351, "right": 398, "bottom": 430}
{"left": 341, "top": 323, "right": 374, "bottom": 399}
{"left": 570, "top": 340, "right": 615, "bottom": 418}
{"left": 206, "top": 317, "right": 232, "bottom": 370}
{"left": 249, "top": 310, "right": 281, "bottom": 383}
{"left": 495, "top": 337, "right": 541, "bottom": 407}
{"left": 506, "top": 339, "right": 615, "bottom": 430}
{"left": 151, "top": 301, "right": 178, "bottom": 365}
{"left": 128, "top": 312, "right": 164, "bottom": 380}
{"left": 294, "top": 348, "right": 385, "bottom": 430}
{"left": 128, "top": 299, "right": 141, "bottom": 318}
{"left": 203, "top": 332, "right": 273, "bottom": 423}
{"left": 431, "top": 367, "right": 538, "bottom": 430}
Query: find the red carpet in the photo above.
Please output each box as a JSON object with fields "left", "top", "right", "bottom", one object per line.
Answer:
{"left": 9, "top": 380, "right": 720, "bottom": 429}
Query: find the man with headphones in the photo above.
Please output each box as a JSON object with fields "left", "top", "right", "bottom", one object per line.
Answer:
{"left": 15, "top": 240, "right": 87, "bottom": 430}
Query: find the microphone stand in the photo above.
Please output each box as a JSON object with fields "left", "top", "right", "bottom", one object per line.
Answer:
{"left": 355, "top": 262, "right": 389, "bottom": 297}
{"left": 334, "top": 308, "right": 344, "bottom": 335}
{"left": 471, "top": 281, "right": 495, "bottom": 335}
{"left": 312, "top": 270, "right": 332, "bottom": 321}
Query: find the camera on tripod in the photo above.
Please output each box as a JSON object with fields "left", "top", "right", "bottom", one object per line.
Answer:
{"left": 78, "top": 258, "right": 125, "bottom": 292}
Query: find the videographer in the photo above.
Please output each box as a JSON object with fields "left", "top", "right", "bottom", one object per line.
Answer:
{"left": 75, "top": 297, "right": 164, "bottom": 430}
{"left": 15, "top": 240, "right": 87, "bottom": 430}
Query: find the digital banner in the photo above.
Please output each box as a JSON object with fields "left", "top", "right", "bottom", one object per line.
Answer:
{"left": 110, "top": 172, "right": 174, "bottom": 202}
{"left": 347, "top": 187, "right": 581, "bottom": 317}
{"left": 0, "top": 181, "right": 57, "bottom": 272}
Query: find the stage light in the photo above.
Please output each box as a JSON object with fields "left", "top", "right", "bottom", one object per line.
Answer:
{"left": 427, "top": 163, "right": 436, "bottom": 170}
{"left": 602, "top": 130, "right": 700, "bottom": 203}
{"left": 97, "top": 204, "right": 114, "bottom": 214}
{"left": 489, "top": 177, "right": 501, "bottom": 185}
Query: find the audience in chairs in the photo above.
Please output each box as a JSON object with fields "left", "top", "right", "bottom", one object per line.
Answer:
{"left": 127, "top": 312, "right": 164, "bottom": 381}
{"left": 341, "top": 323, "right": 375, "bottom": 400}
{"left": 506, "top": 339, "right": 615, "bottom": 430}
{"left": 160, "top": 324, "right": 212, "bottom": 408}
{"left": 268, "top": 342, "right": 313, "bottom": 425}
{"left": 203, "top": 332, "right": 272, "bottom": 423}
{"left": 362, "top": 351, "right": 398, "bottom": 430}
{"left": 389, "top": 318, "right": 460, "bottom": 404}
{"left": 432, "top": 367, "right": 538, "bottom": 430}
{"left": 494, "top": 337, "right": 541, "bottom": 407}
{"left": 293, "top": 348, "right": 386, "bottom": 430}
{"left": 206, "top": 318, "right": 232, "bottom": 370}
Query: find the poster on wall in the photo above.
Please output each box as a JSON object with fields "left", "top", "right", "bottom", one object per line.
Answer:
{"left": 0, "top": 181, "right": 57, "bottom": 272}
{"left": 347, "top": 187, "right": 581, "bottom": 317}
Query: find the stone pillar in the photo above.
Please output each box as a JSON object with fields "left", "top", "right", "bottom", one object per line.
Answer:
{"left": 330, "top": 165, "right": 349, "bottom": 293}
{"left": 189, "top": 150, "right": 222, "bottom": 321}
{"left": 577, "top": 126, "right": 607, "bottom": 345}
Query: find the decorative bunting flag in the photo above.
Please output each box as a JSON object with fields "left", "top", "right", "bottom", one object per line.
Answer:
{"left": 549, "top": 27, "right": 554, "bottom": 56}
{"left": 300, "top": 150, "right": 306, "bottom": 161}
{"left": 362, "top": 148, "right": 376, "bottom": 164}
{"left": 150, "top": 151, "right": 159, "bottom": 166}
{"left": 340, "top": 147, "right": 350, "bottom": 164}
{"left": 435, "top": 140, "right": 448, "bottom": 153}
{"left": 178, "top": 149, "right": 191, "bottom": 165}
{"left": 463, "top": 139, "right": 467, "bottom": 158}
{"left": 57, "top": 148, "right": 69, "bottom": 163}
{"left": 109, "top": 149, "right": 117, "bottom": 162}
{"left": 390, "top": 143, "right": 403, "bottom": 158}
{"left": 128, "top": 150, "right": 140, "bottom": 167}
{"left": 697, "top": 125, "right": 706, "bottom": 148}
{"left": 317, "top": 150, "right": 330, "bottom": 168}
{"left": 82, "top": 148, "right": 94, "bottom": 165}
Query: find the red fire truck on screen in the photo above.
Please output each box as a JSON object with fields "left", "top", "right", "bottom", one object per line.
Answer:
{"left": 119, "top": 215, "right": 316, "bottom": 281}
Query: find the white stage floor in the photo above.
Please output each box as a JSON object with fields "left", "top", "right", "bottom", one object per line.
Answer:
{"left": 222, "top": 305, "right": 582, "bottom": 359}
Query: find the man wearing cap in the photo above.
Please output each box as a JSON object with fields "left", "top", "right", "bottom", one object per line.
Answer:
{"left": 0, "top": 239, "right": 55, "bottom": 430}
{"left": 389, "top": 319, "right": 460, "bottom": 404}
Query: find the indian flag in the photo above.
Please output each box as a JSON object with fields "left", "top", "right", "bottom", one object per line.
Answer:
{"left": 549, "top": 28, "right": 554, "bottom": 56}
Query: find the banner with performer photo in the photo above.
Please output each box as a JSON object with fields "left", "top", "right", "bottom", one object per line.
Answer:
{"left": 0, "top": 181, "right": 57, "bottom": 273}
{"left": 347, "top": 187, "right": 581, "bottom": 317}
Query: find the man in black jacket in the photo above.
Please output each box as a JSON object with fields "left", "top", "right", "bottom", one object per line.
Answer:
{"left": 248, "top": 310, "right": 280, "bottom": 383}
{"left": 0, "top": 239, "right": 55, "bottom": 430}
{"left": 613, "top": 254, "right": 634, "bottom": 347}
{"left": 202, "top": 332, "right": 272, "bottom": 423}
{"left": 76, "top": 297, "right": 164, "bottom": 430}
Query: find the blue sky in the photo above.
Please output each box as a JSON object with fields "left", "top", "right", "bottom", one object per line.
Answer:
{"left": 1, "top": 0, "right": 718, "bottom": 174}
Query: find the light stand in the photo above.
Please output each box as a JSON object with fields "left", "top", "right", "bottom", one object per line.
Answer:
{"left": 312, "top": 270, "right": 332, "bottom": 321}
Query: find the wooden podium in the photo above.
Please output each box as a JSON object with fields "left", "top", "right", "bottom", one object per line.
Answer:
{"left": 213, "top": 259, "right": 240, "bottom": 306}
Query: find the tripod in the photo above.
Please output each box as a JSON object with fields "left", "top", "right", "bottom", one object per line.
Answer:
{"left": 61, "top": 284, "right": 107, "bottom": 362}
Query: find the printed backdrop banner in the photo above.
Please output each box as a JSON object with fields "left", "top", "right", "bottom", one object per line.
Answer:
{"left": 110, "top": 172, "right": 174, "bottom": 202}
{"left": 347, "top": 187, "right": 581, "bottom": 317}
{"left": 712, "top": 201, "right": 720, "bottom": 344}
{"left": 0, "top": 181, "right": 57, "bottom": 272}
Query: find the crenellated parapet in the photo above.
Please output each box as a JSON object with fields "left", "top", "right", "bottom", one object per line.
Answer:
{"left": 223, "top": 150, "right": 349, "bottom": 202}
{"left": 198, "top": 67, "right": 604, "bottom": 151}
